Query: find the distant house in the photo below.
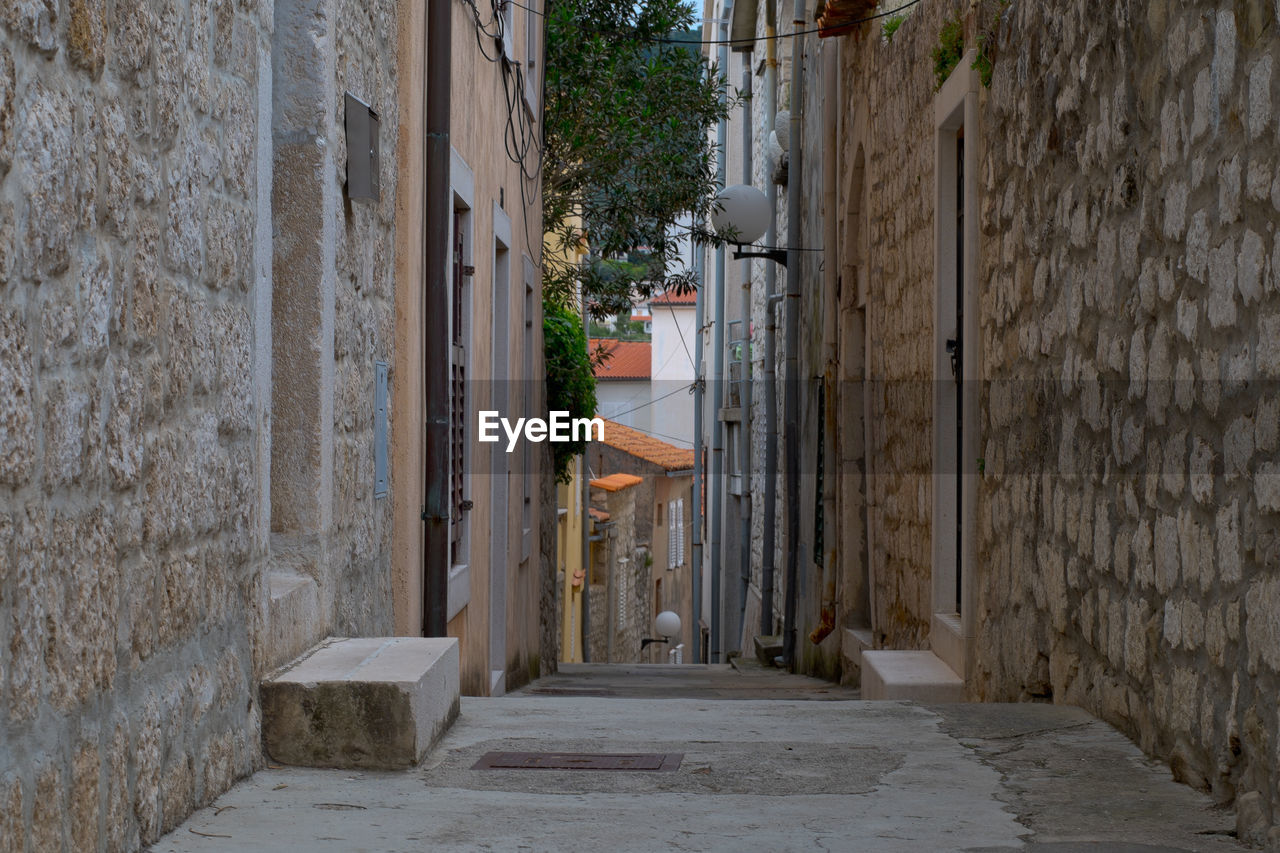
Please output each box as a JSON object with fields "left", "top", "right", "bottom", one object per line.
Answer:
{"left": 629, "top": 306, "right": 653, "bottom": 334}
{"left": 591, "top": 338, "right": 652, "bottom": 435}
{"left": 586, "top": 419, "right": 695, "bottom": 664}
{"left": 646, "top": 289, "right": 698, "bottom": 447}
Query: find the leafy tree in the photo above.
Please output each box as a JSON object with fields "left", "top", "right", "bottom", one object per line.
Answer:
{"left": 541, "top": 0, "right": 732, "bottom": 318}
{"left": 543, "top": 299, "right": 599, "bottom": 482}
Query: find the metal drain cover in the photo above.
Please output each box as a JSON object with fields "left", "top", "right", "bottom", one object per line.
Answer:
{"left": 472, "top": 751, "right": 683, "bottom": 771}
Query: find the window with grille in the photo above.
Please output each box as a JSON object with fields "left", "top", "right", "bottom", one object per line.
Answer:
{"left": 667, "top": 498, "right": 685, "bottom": 570}
{"left": 451, "top": 209, "right": 470, "bottom": 566}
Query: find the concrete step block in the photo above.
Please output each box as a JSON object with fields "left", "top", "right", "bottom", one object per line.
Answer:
{"left": 839, "top": 627, "right": 874, "bottom": 687}
{"left": 262, "top": 637, "right": 460, "bottom": 769}
{"left": 265, "top": 570, "right": 324, "bottom": 670}
{"left": 753, "top": 634, "right": 784, "bottom": 666}
{"left": 861, "top": 650, "right": 965, "bottom": 702}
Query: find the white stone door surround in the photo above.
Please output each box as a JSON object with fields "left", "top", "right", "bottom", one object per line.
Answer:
{"left": 931, "top": 49, "right": 981, "bottom": 680}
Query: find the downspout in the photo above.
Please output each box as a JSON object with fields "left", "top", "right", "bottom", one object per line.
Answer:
{"left": 709, "top": 13, "right": 731, "bottom": 663}
{"left": 579, "top": 299, "right": 591, "bottom": 660}
{"left": 606, "top": 525, "right": 615, "bottom": 662}
{"left": 692, "top": 229, "right": 706, "bottom": 664}
{"left": 808, "top": 41, "right": 839, "bottom": 648}
{"left": 737, "top": 53, "right": 753, "bottom": 647}
{"left": 423, "top": 0, "right": 452, "bottom": 636}
{"left": 759, "top": 0, "right": 779, "bottom": 639}
{"left": 781, "top": 0, "right": 804, "bottom": 670}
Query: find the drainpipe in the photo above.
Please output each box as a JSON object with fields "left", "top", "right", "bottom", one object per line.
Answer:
{"left": 709, "top": 14, "right": 730, "bottom": 663}
{"left": 781, "top": 0, "right": 804, "bottom": 671}
{"left": 580, "top": 300, "right": 592, "bottom": 661}
{"left": 606, "top": 528, "right": 615, "bottom": 663}
{"left": 737, "top": 53, "right": 753, "bottom": 648}
{"left": 759, "top": 0, "right": 779, "bottom": 640}
{"left": 423, "top": 0, "right": 452, "bottom": 636}
{"left": 692, "top": 232, "right": 705, "bottom": 664}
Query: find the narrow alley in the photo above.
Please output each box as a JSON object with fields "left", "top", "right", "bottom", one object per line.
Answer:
{"left": 5, "top": 0, "right": 1280, "bottom": 849}
{"left": 156, "top": 664, "right": 1236, "bottom": 853}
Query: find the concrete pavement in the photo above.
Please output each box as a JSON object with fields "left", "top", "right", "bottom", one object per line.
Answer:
{"left": 154, "top": 665, "right": 1240, "bottom": 852}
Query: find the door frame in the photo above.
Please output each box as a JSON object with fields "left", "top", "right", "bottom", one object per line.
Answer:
{"left": 931, "top": 50, "right": 980, "bottom": 680}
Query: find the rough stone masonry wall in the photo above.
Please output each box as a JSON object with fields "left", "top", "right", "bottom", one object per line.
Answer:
{"left": 834, "top": 0, "right": 957, "bottom": 651}
{"left": 976, "top": 0, "right": 1280, "bottom": 840}
{"left": 0, "top": 0, "right": 271, "bottom": 845}
{"left": 329, "top": 0, "right": 398, "bottom": 637}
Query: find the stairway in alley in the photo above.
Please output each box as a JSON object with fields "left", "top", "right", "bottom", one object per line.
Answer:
{"left": 519, "top": 660, "right": 859, "bottom": 700}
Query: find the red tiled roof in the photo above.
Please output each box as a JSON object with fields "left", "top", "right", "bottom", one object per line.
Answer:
{"left": 590, "top": 339, "right": 651, "bottom": 380}
{"left": 599, "top": 419, "right": 695, "bottom": 472}
{"left": 648, "top": 289, "right": 697, "bottom": 306}
{"left": 588, "top": 507, "right": 611, "bottom": 522}
{"left": 590, "top": 473, "right": 644, "bottom": 492}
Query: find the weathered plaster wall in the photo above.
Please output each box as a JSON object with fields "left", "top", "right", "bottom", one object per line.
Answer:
{"left": 0, "top": 0, "right": 271, "bottom": 844}
{"left": 444, "top": 0, "right": 546, "bottom": 696}
{"left": 976, "top": 0, "right": 1280, "bottom": 842}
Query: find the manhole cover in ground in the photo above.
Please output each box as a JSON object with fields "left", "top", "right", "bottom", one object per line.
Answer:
{"left": 471, "top": 752, "right": 683, "bottom": 771}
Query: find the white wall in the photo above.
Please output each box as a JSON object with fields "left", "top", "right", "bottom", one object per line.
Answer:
{"left": 648, "top": 304, "right": 697, "bottom": 447}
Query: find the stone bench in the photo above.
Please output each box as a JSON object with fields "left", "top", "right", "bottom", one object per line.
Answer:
{"left": 262, "top": 637, "right": 460, "bottom": 769}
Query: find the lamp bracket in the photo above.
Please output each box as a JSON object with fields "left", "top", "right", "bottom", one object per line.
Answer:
{"left": 732, "top": 247, "right": 789, "bottom": 266}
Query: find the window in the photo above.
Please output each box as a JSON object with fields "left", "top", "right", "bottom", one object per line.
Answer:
{"left": 667, "top": 497, "right": 685, "bottom": 570}
{"left": 523, "top": 0, "right": 541, "bottom": 111}
{"left": 451, "top": 208, "right": 473, "bottom": 567}
{"left": 501, "top": 0, "right": 515, "bottom": 61}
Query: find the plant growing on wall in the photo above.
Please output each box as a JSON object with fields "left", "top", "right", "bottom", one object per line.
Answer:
{"left": 931, "top": 12, "right": 964, "bottom": 89}
{"left": 881, "top": 13, "right": 907, "bottom": 42}
{"left": 932, "top": 1, "right": 1007, "bottom": 90}
{"left": 543, "top": 298, "right": 599, "bottom": 482}
{"left": 541, "top": 0, "right": 732, "bottom": 318}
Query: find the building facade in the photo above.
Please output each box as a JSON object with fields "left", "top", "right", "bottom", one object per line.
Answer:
{"left": 0, "top": 0, "right": 545, "bottom": 845}
{"left": 706, "top": 0, "right": 1280, "bottom": 841}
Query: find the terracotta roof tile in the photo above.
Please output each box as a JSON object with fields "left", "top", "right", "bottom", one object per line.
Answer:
{"left": 648, "top": 289, "right": 697, "bottom": 306}
{"left": 590, "top": 339, "right": 651, "bottom": 380}
{"left": 599, "top": 419, "right": 695, "bottom": 472}
{"left": 590, "top": 473, "right": 644, "bottom": 491}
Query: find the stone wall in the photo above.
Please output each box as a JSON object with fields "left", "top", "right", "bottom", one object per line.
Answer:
{"left": 0, "top": 0, "right": 402, "bottom": 843}
{"left": 587, "top": 484, "right": 648, "bottom": 663}
{"left": 831, "top": 0, "right": 955, "bottom": 655}
{"left": 328, "top": 0, "right": 398, "bottom": 636}
{"left": 0, "top": 0, "right": 272, "bottom": 844}
{"left": 975, "top": 0, "right": 1280, "bottom": 842}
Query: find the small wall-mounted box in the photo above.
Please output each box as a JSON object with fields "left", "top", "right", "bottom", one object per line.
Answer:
{"left": 345, "top": 92, "right": 380, "bottom": 202}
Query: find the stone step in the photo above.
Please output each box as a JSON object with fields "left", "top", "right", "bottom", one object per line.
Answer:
{"left": 262, "top": 637, "right": 460, "bottom": 769}
{"left": 265, "top": 570, "right": 323, "bottom": 670}
{"left": 839, "top": 627, "right": 874, "bottom": 687}
{"left": 753, "top": 633, "right": 784, "bottom": 666}
{"left": 861, "top": 650, "right": 965, "bottom": 702}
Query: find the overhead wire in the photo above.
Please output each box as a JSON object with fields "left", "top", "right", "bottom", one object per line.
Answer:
{"left": 662, "top": 0, "right": 924, "bottom": 46}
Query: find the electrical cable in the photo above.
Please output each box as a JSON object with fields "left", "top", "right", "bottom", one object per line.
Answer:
{"left": 603, "top": 381, "right": 695, "bottom": 420}
{"left": 656, "top": 0, "right": 922, "bottom": 46}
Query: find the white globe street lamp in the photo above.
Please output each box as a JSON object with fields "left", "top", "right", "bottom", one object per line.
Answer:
{"left": 641, "top": 610, "right": 683, "bottom": 652}
{"left": 711, "top": 184, "right": 771, "bottom": 245}
{"left": 654, "top": 610, "right": 681, "bottom": 639}
{"left": 710, "top": 184, "right": 788, "bottom": 266}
